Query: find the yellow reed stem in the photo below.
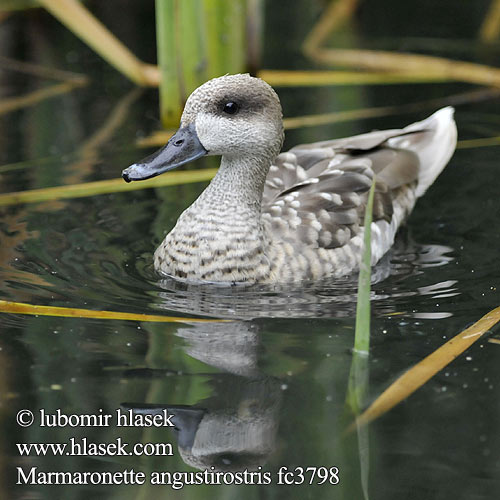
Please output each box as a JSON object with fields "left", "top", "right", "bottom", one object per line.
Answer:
{"left": 309, "top": 48, "right": 500, "bottom": 88}
{"left": 352, "top": 306, "right": 500, "bottom": 429}
{"left": 0, "top": 300, "right": 225, "bottom": 323}
{"left": 38, "top": 0, "right": 159, "bottom": 86}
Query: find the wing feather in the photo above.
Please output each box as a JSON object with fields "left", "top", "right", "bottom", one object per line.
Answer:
{"left": 263, "top": 128, "right": 421, "bottom": 250}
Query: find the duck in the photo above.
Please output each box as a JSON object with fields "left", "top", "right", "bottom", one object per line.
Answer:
{"left": 122, "top": 74, "right": 457, "bottom": 284}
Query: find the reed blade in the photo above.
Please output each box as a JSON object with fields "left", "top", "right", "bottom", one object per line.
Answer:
{"left": 258, "top": 69, "right": 450, "bottom": 87}
{"left": 353, "top": 305, "right": 500, "bottom": 428}
{"left": 309, "top": 48, "right": 500, "bottom": 88}
{"left": 39, "top": 0, "right": 158, "bottom": 86}
{"left": 0, "top": 168, "right": 217, "bottom": 206}
{"left": 0, "top": 299, "right": 225, "bottom": 323}
{"left": 354, "top": 177, "right": 375, "bottom": 355}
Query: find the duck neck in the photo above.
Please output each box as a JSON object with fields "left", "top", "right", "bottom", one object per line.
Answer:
{"left": 195, "top": 154, "right": 271, "bottom": 215}
{"left": 159, "top": 154, "right": 276, "bottom": 282}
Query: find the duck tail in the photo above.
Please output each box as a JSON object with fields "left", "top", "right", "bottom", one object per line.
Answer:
{"left": 389, "top": 106, "right": 457, "bottom": 197}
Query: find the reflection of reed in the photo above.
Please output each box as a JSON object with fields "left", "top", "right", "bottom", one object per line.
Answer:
{"left": 0, "top": 88, "right": 178, "bottom": 206}
{"left": 63, "top": 87, "right": 143, "bottom": 185}
{"left": 0, "top": 81, "right": 84, "bottom": 116}
{"left": 0, "top": 55, "right": 88, "bottom": 84}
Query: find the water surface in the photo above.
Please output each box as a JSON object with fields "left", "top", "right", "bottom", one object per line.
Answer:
{"left": 1, "top": 2, "right": 499, "bottom": 499}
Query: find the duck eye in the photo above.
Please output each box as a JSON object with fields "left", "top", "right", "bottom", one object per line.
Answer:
{"left": 223, "top": 102, "right": 239, "bottom": 115}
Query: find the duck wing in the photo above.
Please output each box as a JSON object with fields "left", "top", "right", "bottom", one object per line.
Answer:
{"left": 262, "top": 107, "right": 457, "bottom": 250}
{"left": 262, "top": 145, "right": 418, "bottom": 250}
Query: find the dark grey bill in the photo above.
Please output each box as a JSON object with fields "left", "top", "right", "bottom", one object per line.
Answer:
{"left": 122, "top": 123, "right": 207, "bottom": 182}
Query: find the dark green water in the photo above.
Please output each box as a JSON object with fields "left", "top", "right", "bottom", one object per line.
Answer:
{"left": 1, "top": 2, "right": 499, "bottom": 499}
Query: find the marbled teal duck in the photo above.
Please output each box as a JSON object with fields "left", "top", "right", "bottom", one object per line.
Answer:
{"left": 123, "top": 74, "right": 457, "bottom": 284}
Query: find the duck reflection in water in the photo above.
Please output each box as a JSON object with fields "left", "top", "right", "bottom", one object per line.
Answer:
{"left": 153, "top": 235, "right": 454, "bottom": 320}
{"left": 123, "top": 321, "right": 282, "bottom": 472}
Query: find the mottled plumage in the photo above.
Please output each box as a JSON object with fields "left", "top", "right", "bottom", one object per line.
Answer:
{"left": 123, "top": 74, "right": 457, "bottom": 284}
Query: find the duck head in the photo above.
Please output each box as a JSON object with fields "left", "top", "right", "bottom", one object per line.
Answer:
{"left": 122, "top": 74, "right": 284, "bottom": 182}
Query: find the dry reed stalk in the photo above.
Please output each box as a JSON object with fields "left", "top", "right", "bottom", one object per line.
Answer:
{"left": 479, "top": 0, "right": 500, "bottom": 42}
{"left": 39, "top": 0, "right": 159, "bottom": 86}
{"left": 303, "top": 0, "right": 359, "bottom": 55}
{"left": 309, "top": 48, "right": 500, "bottom": 88}
{"left": 351, "top": 306, "right": 500, "bottom": 429}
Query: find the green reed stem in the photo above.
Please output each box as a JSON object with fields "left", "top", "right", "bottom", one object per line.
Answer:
{"left": 1, "top": 0, "right": 38, "bottom": 11}
{"left": 354, "top": 177, "right": 375, "bottom": 354}
{"left": 178, "top": 0, "right": 204, "bottom": 96}
{"left": 203, "top": 0, "right": 226, "bottom": 78}
{"left": 156, "top": 0, "right": 182, "bottom": 126}
{"left": 226, "top": 0, "right": 246, "bottom": 73}
{"left": 156, "top": 0, "right": 249, "bottom": 126}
